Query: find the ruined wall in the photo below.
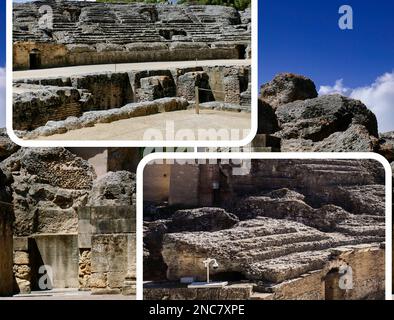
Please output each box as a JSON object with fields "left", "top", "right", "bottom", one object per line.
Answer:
{"left": 169, "top": 163, "right": 200, "bottom": 207}
{"left": 13, "top": 65, "right": 249, "bottom": 133}
{"left": 72, "top": 73, "right": 134, "bottom": 111}
{"left": 30, "top": 234, "right": 79, "bottom": 290}
{"left": 13, "top": 42, "right": 68, "bottom": 71}
{"left": 107, "top": 148, "right": 141, "bottom": 173}
{"left": 13, "top": 237, "right": 31, "bottom": 294}
{"left": 13, "top": 85, "right": 84, "bottom": 131}
{"left": 0, "top": 148, "right": 96, "bottom": 237}
{"left": 13, "top": 43, "right": 242, "bottom": 70}
{"left": 143, "top": 163, "right": 171, "bottom": 204}
{"left": 67, "top": 148, "right": 109, "bottom": 178}
{"left": 78, "top": 206, "right": 136, "bottom": 295}
{"left": 12, "top": 2, "right": 250, "bottom": 69}
{"left": 228, "top": 159, "right": 382, "bottom": 210}
{"left": 267, "top": 245, "right": 385, "bottom": 300}
{"left": 0, "top": 204, "right": 14, "bottom": 296}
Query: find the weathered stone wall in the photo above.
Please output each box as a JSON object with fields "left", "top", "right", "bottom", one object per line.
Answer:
{"left": 30, "top": 234, "right": 79, "bottom": 290}
{"left": 13, "top": 42, "right": 243, "bottom": 70}
{"left": 169, "top": 163, "right": 200, "bottom": 207}
{"left": 143, "top": 163, "right": 171, "bottom": 204}
{"left": 144, "top": 283, "right": 253, "bottom": 300}
{"left": 67, "top": 148, "right": 109, "bottom": 178}
{"left": 13, "top": 85, "right": 84, "bottom": 131}
{"left": 71, "top": 73, "right": 134, "bottom": 111}
{"left": 107, "top": 148, "right": 141, "bottom": 173}
{"left": 266, "top": 245, "right": 385, "bottom": 300}
{"left": 13, "top": 237, "right": 31, "bottom": 294}
{"left": 13, "top": 42, "right": 68, "bottom": 71}
{"left": 13, "top": 65, "right": 250, "bottom": 133}
{"left": 0, "top": 203, "right": 14, "bottom": 296}
{"left": 0, "top": 148, "right": 95, "bottom": 237}
{"left": 13, "top": 2, "right": 250, "bottom": 70}
{"left": 78, "top": 206, "right": 136, "bottom": 295}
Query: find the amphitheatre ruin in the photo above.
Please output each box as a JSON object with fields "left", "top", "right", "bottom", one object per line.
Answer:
{"left": 143, "top": 158, "right": 386, "bottom": 300}
{"left": 12, "top": 1, "right": 252, "bottom": 141}
{"left": 0, "top": 130, "right": 139, "bottom": 299}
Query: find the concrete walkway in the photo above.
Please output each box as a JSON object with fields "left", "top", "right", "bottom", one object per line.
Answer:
{"left": 13, "top": 59, "right": 251, "bottom": 80}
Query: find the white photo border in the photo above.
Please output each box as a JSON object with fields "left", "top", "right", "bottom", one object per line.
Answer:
{"left": 136, "top": 152, "right": 393, "bottom": 301}
{"left": 6, "top": 0, "right": 258, "bottom": 148}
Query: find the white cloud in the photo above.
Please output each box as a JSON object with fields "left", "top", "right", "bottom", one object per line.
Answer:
{"left": 319, "top": 79, "right": 351, "bottom": 96}
{"left": 319, "top": 72, "right": 394, "bottom": 133}
{"left": 0, "top": 67, "right": 5, "bottom": 128}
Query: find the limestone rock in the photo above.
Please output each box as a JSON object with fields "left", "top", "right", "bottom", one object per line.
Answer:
{"left": 14, "top": 251, "right": 29, "bottom": 265}
{"left": 257, "top": 99, "right": 279, "bottom": 134}
{"left": 169, "top": 207, "right": 239, "bottom": 232}
{"left": 0, "top": 148, "right": 95, "bottom": 236}
{"left": 0, "top": 128, "right": 20, "bottom": 161}
{"left": 275, "top": 95, "right": 378, "bottom": 140}
{"left": 88, "top": 171, "right": 136, "bottom": 207}
{"left": 162, "top": 217, "right": 383, "bottom": 282}
{"left": 260, "top": 73, "right": 318, "bottom": 108}
{"left": 1, "top": 147, "right": 95, "bottom": 190}
{"left": 379, "top": 131, "right": 394, "bottom": 162}
{"left": 15, "top": 279, "right": 31, "bottom": 294}
{"left": 143, "top": 220, "right": 170, "bottom": 281}
{"left": 273, "top": 95, "right": 379, "bottom": 152}
{"left": 235, "top": 195, "right": 352, "bottom": 232}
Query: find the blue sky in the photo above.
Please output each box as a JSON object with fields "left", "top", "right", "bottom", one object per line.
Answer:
{"left": 0, "top": 1, "right": 6, "bottom": 127}
{"left": 2, "top": 1, "right": 394, "bottom": 131}
{"left": 258, "top": 0, "right": 394, "bottom": 132}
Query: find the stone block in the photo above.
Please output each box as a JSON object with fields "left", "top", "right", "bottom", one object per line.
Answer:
{"left": 13, "top": 264, "right": 31, "bottom": 280}
{"left": 14, "top": 251, "right": 29, "bottom": 265}
{"left": 89, "top": 272, "right": 107, "bottom": 288}
{"left": 13, "top": 237, "right": 29, "bottom": 251}
{"left": 78, "top": 233, "right": 92, "bottom": 249}
{"left": 31, "top": 234, "right": 79, "bottom": 289}
{"left": 15, "top": 279, "right": 31, "bottom": 294}
{"left": 78, "top": 207, "right": 92, "bottom": 220}
{"left": 107, "top": 271, "right": 125, "bottom": 289}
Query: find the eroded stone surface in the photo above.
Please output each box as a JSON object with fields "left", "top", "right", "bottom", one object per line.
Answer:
{"left": 0, "top": 147, "right": 96, "bottom": 236}
{"left": 260, "top": 73, "right": 318, "bottom": 108}
{"left": 144, "top": 159, "right": 385, "bottom": 300}
{"left": 88, "top": 171, "right": 136, "bottom": 207}
{"left": 13, "top": 2, "right": 251, "bottom": 69}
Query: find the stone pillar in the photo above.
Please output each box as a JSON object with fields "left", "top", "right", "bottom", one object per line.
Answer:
{"left": 79, "top": 206, "right": 136, "bottom": 295}
{"left": 223, "top": 68, "right": 241, "bottom": 104}
{"left": 177, "top": 71, "right": 212, "bottom": 102}
{"left": 13, "top": 237, "right": 31, "bottom": 294}
{"left": 0, "top": 204, "right": 14, "bottom": 296}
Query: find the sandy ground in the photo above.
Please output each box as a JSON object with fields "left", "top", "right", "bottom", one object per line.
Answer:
{"left": 13, "top": 59, "right": 251, "bottom": 80}
{"left": 35, "top": 109, "right": 251, "bottom": 141}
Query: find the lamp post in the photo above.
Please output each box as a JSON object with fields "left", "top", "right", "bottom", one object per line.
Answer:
{"left": 202, "top": 258, "right": 219, "bottom": 283}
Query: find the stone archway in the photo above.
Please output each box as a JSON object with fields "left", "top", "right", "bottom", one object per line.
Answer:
{"left": 236, "top": 45, "right": 246, "bottom": 59}
{"left": 324, "top": 268, "right": 346, "bottom": 300}
{"left": 29, "top": 49, "right": 41, "bottom": 70}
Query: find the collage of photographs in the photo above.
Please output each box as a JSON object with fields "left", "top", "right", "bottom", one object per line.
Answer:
{"left": 0, "top": 0, "right": 393, "bottom": 307}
